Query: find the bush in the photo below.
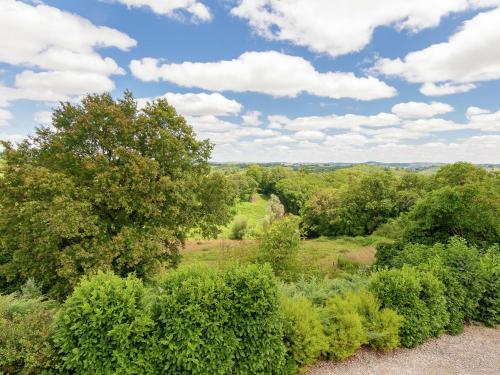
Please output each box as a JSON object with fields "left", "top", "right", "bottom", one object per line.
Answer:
{"left": 0, "top": 285, "right": 57, "bottom": 374}
{"left": 259, "top": 215, "right": 301, "bottom": 278}
{"left": 477, "top": 245, "right": 500, "bottom": 327}
{"left": 230, "top": 216, "right": 248, "bottom": 240}
{"left": 151, "top": 265, "right": 235, "bottom": 374}
{"left": 370, "top": 266, "right": 448, "bottom": 347}
{"left": 280, "top": 295, "right": 327, "bottom": 371}
{"left": 224, "top": 264, "right": 288, "bottom": 374}
{"left": 54, "top": 272, "right": 154, "bottom": 374}
{"left": 342, "top": 290, "right": 402, "bottom": 352}
{"left": 320, "top": 295, "right": 366, "bottom": 360}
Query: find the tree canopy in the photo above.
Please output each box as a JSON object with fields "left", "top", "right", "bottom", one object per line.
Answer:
{"left": 0, "top": 92, "right": 233, "bottom": 298}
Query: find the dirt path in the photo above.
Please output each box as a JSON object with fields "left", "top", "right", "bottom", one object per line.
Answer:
{"left": 306, "top": 325, "right": 500, "bottom": 375}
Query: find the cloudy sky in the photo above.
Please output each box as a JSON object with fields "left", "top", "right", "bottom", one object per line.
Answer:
{"left": 1, "top": 0, "right": 500, "bottom": 163}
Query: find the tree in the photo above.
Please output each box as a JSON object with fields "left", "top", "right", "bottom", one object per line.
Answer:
{"left": 402, "top": 183, "right": 500, "bottom": 247}
{"left": 301, "top": 189, "right": 342, "bottom": 237}
{"left": 336, "top": 172, "right": 399, "bottom": 235}
{"left": 264, "top": 194, "right": 285, "bottom": 227}
{"left": 434, "top": 162, "right": 488, "bottom": 188}
{"left": 259, "top": 216, "right": 301, "bottom": 277}
{"left": 0, "top": 92, "right": 233, "bottom": 298}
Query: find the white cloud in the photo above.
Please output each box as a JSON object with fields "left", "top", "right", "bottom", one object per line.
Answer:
{"left": 391, "top": 101, "right": 454, "bottom": 119}
{"left": 137, "top": 92, "right": 242, "bottom": 116}
{"left": 185, "top": 115, "right": 239, "bottom": 133}
{"left": 242, "top": 111, "right": 262, "bottom": 126}
{"left": 33, "top": 110, "right": 52, "bottom": 126}
{"left": 275, "top": 112, "right": 400, "bottom": 131}
{"left": 231, "top": 0, "right": 499, "bottom": 57}
{"left": 375, "top": 7, "right": 500, "bottom": 94}
{"left": 130, "top": 51, "right": 397, "bottom": 100}
{"left": 108, "top": 0, "right": 211, "bottom": 22}
{"left": 0, "top": 109, "right": 13, "bottom": 127}
{"left": 293, "top": 130, "right": 326, "bottom": 141}
{"left": 0, "top": 0, "right": 136, "bottom": 104}
{"left": 420, "top": 82, "right": 476, "bottom": 96}
{"left": 467, "top": 109, "right": 500, "bottom": 131}
{"left": 466, "top": 106, "right": 490, "bottom": 118}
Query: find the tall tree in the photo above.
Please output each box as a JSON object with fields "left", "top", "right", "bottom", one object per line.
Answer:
{"left": 0, "top": 92, "right": 233, "bottom": 298}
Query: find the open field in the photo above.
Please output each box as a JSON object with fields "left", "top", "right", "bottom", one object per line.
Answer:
{"left": 307, "top": 325, "right": 500, "bottom": 375}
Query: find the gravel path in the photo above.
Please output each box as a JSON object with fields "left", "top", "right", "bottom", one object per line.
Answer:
{"left": 306, "top": 325, "right": 500, "bottom": 375}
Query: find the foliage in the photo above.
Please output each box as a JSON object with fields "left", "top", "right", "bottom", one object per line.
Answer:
{"left": 402, "top": 183, "right": 500, "bottom": 247}
{"left": 264, "top": 194, "right": 285, "bottom": 227}
{"left": 54, "top": 272, "right": 154, "bottom": 374}
{"left": 370, "top": 266, "right": 448, "bottom": 348}
{"left": 224, "top": 264, "right": 288, "bottom": 375}
{"left": 433, "top": 162, "right": 488, "bottom": 188}
{"left": 477, "top": 245, "right": 500, "bottom": 326}
{"left": 279, "top": 275, "right": 368, "bottom": 306}
{"left": 259, "top": 216, "right": 301, "bottom": 278}
{"left": 280, "top": 295, "right": 328, "bottom": 371}
{"left": 301, "top": 189, "right": 342, "bottom": 237}
{"left": 335, "top": 171, "right": 400, "bottom": 236}
{"left": 228, "top": 173, "right": 258, "bottom": 202}
{"left": 342, "top": 290, "right": 402, "bottom": 351}
{"left": 274, "top": 174, "right": 327, "bottom": 214}
{"left": 230, "top": 216, "right": 248, "bottom": 240}
{"left": 0, "top": 93, "right": 233, "bottom": 298}
{"left": 0, "top": 283, "right": 58, "bottom": 374}
{"left": 320, "top": 295, "right": 366, "bottom": 360}
{"left": 150, "top": 266, "right": 236, "bottom": 374}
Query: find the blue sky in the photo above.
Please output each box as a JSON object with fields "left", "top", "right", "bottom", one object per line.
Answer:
{"left": 1, "top": 0, "right": 500, "bottom": 163}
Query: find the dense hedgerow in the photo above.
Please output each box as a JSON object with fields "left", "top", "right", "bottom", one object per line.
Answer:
{"left": 476, "top": 246, "right": 500, "bottom": 327}
{"left": 54, "top": 272, "right": 155, "bottom": 374}
{"left": 280, "top": 295, "right": 328, "bottom": 371}
{"left": 151, "top": 265, "right": 236, "bottom": 374}
{"left": 224, "top": 264, "right": 288, "bottom": 375}
{"left": 0, "top": 281, "right": 58, "bottom": 374}
{"left": 369, "top": 266, "right": 448, "bottom": 348}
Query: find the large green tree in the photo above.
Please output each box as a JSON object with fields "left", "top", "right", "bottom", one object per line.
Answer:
{"left": 0, "top": 92, "right": 233, "bottom": 298}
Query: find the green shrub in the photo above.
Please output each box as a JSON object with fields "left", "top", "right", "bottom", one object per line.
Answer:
{"left": 150, "top": 265, "right": 235, "bottom": 375}
{"left": 259, "top": 215, "right": 301, "bottom": 278}
{"left": 477, "top": 245, "right": 500, "bottom": 326}
{"left": 374, "top": 240, "right": 402, "bottom": 268}
{"left": 224, "top": 264, "right": 288, "bottom": 375}
{"left": 342, "top": 290, "right": 403, "bottom": 351}
{"left": 0, "top": 286, "right": 57, "bottom": 374}
{"left": 370, "top": 266, "right": 448, "bottom": 347}
{"left": 54, "top": 272, "right": 154, "bottom": 374}
{"left": 280, "top": 295, "right": 327, "bottom": 371}
{"left": 320, "top": 295, "right": 366, "bottom": 360}
{"left": 230, "top": 216, "right": 248, "bottom": 240}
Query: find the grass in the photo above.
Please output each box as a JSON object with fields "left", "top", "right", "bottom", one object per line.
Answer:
{"left": 185, "top": 193, "right": 384, "bottom": 277}
{"left": 181, "top": 236, "right": 379, "bottom": 278}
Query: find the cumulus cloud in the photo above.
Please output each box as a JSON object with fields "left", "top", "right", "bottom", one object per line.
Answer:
{"left": 0, "top": 0, "right": 136, "bottom": 104}
{"left": 420, "top": 82, "right": 477, "bottom": 96}
{"left": 293, "top": 130, "right": 326, "bottom": 141}
{"left": 108, "top": 0, "right": 211, "bottom": 22}
{"left": 130, "top": 51, "right": 397, "bottom": 100}
{"left": 375, "top": 7, "right": 500, "bottom": 95}
{"left": 231, "top": 0, "right": 499, "bottom": 57}
{"left": 0, "top": 109, "right": 13, "bottom": 127}
{"left": 137, "top": 92, "right": 242, "bottom": 116}
{"left": 242, "top": 111, "right": 262, "bottom": 126}
{"left": 33, "top": 110, "right": 52, "bottom": 127}
{"left": 273, "top": 112, "right": 400, "bottom": 131}
{"left": 391, "top": 101, "right": 454, "bottom": 119}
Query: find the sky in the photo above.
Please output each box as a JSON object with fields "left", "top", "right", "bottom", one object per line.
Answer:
{"left": 1, "top": 0, "right": 500, "bottom": 163}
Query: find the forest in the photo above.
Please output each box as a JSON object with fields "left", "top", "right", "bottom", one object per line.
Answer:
{"left": 0, "top": 93, "right": 499, "bottom": 374}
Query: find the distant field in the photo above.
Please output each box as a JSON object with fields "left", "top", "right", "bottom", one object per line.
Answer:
{"left": 185, "top": 193, "right": 382, "bottom": 276}
{"left": 181, "top": 236, "right": 379, "bottom": 278}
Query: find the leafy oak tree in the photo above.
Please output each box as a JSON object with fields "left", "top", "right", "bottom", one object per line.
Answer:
{"left": 0, "top": 92, "right": 233, "bottom": 298}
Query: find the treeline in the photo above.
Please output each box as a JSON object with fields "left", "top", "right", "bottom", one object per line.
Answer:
{"left": 227, "top": 161, "right": 500, "bottom": 246}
